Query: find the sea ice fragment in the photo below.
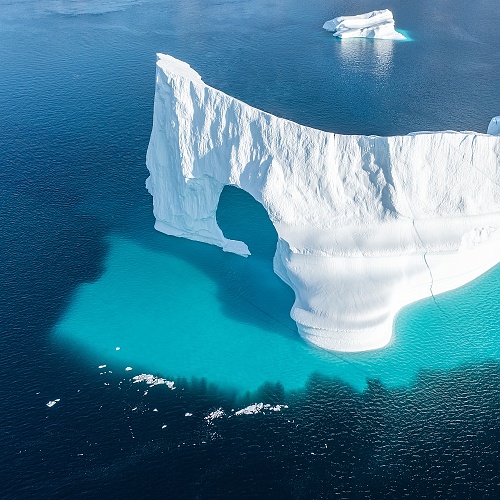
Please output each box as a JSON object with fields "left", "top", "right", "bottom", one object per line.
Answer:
{"left": 488, "top": 116, "right": 500, "bottom": 136}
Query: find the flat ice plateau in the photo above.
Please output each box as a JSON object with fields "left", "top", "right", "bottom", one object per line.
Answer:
{"left": 146, "top": 54, "right": 500, "bottom": 353}
{"left": 323, "top": 9, "right": 406, "bottom": 40}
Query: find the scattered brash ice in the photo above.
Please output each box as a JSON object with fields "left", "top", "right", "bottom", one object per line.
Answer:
{"left": 234, "top": 403, "right": 289, "bottom": 415}
{"left": 132, "top": 373, "right": 175, "bottom": 389}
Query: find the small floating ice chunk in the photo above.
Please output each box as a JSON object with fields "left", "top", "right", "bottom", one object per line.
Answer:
{"left": 235, "top": 403, "right": 289, "bottom": 415}
{"left": 125, "top": 366, "right": 133, "bottom": 371}
{"left": 323, "top": 9, "right": 406, "bottom": 40}
{"left": 115, "top": 347, "right": 120, "bottom": 351}
{"left": 185, "top": 412, "right": 193, "bottom": 417}
{"left": 235, "top": 403, "right": 264, "bottom": 415}
{"left": 46, "top": 399, "right": 60, "bottom": 408}
{"left": 488, "top": 116, "right": 500, "bottom": 136}
{"left": 204, "top": 408, "right": 225, "bottom": 422}
{"left": 161, "top": 424, "right": 167, "bottom": 429}
{"left": 132, "top": 373, "right": 175, "bottom": 389}
{"left": 98, "top": 364, "right": 107, "bottom": 369}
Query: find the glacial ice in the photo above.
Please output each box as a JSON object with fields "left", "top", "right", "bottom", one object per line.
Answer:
{"left": 323, "top": 9, "right": 406, "bottom": 40}
{"left": 146, "top": 53, "right": 500, "bottom": 353}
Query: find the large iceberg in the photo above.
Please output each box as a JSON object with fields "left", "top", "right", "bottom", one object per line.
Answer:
{"left": 323, "top": 10, "right": 406, "bottom": 40}
{"left": 146, "top": 54, "right": 500, "bottom": 352}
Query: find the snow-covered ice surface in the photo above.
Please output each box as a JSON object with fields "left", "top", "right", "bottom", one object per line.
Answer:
{"left": 146, "top": 54, "right": 500, "bottom": 353}
{"left": 323, "top": 9, "right": 406, "bottom": 40}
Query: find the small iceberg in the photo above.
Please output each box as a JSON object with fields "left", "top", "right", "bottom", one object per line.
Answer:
{"left": 323, "top": 9, "right": 406, "bottom": 40}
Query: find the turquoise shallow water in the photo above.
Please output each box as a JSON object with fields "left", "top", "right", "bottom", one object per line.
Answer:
{"left": 54, "top": 228, "right": 500, "bottom": 394}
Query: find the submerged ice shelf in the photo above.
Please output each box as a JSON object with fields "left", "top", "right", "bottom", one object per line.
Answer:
{"left": 323, "top": 9, "right": 406, "bottom": 40}
{"left": 146, "top": 54, "right": 500, "bottom": 353}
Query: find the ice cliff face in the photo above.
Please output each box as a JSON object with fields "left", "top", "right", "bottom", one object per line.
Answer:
{"left": 322, "top": 10, "right": 406, "bottom": 40}
{"left": 146, "top": 54, "right": 500, "bottom": 352}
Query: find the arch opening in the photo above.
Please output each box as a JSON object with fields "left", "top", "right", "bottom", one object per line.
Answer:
{"left": 216, "top": 185, "right": 278, "bottom": 261}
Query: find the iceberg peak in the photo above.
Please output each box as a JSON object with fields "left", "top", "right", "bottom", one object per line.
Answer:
{"left": 323, "top": 9, "right": 406, "bottom": 40}
{"left": 146, "top": 53, "right": 500, "bottom": 353}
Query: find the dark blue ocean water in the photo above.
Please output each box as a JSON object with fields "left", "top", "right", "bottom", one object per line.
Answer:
{"left": 1, "top": 0, "right": 500, "bottom": 497}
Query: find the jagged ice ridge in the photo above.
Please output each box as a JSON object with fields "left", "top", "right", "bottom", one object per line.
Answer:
{"left": 146, "top": 54, "right": 500, "bottom": 352}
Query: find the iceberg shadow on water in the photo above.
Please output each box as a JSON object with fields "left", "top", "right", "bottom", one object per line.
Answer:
{"left": 131, "top": 185, "right": 300, "bottom": 344}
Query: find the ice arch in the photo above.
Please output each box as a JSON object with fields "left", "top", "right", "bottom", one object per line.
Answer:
{"left": 146, "top": 54, "right": 500, "bottom": 353}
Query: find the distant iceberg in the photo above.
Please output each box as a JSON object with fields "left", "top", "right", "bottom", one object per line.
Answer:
{"left": 323, "top": 9, "right": 406, "bottom": 40}
{"left": 146, "top": 54, "right": 500, "bottom": 353}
